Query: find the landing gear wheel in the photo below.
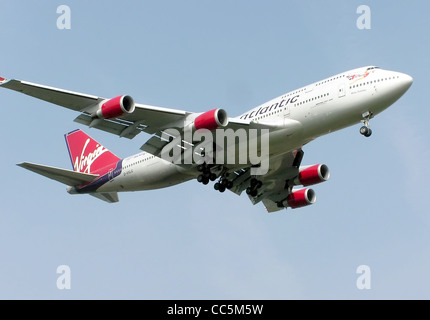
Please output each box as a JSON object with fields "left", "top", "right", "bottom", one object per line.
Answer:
{"left": 209, "top": 173, "right": 217, "bottom": 181}
{"left": 360, "top": 111, "right": 374, "bottom": 137}
{"left": 250, "top": 178, "right": 262, "bottom": 188}
{"left": 214, "top": 182, "right": 226, "bottom": 192}
{"left": 365, "top": 128, "right": 372, "bottom": 137}
{"left": 246, "top": 187, "right": 252, "bottom": 195}
{"left": 226, "top": 181, "right": 233, "bottom": 189}
{"left": 360, "top": 126, "right": 372, "bottom": 137}
{"left": 197, "top": 174, "right": 204, "bottom": 183}
{"left": 360, "top": 126, "right": 368, "bottom": 135}
{"left": 202, "top": 178, "right": 209, "bottom": 185}
{"left": 250, "top": 189, "right": 258, "bottom": 197}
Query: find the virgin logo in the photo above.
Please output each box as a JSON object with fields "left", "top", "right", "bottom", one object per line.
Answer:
{"left": 347, "top": 72, "right": 369, "bottom": 81}
{"left": 74, "top": 138, "right": 107, "bottom": 173}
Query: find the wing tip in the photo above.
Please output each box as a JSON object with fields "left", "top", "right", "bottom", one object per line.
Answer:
{"left": 0, "top": 76, "right": 8, "bottom": 84}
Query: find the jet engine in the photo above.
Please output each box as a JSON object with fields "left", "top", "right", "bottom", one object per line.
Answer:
{"left": 294, "top": 164, "right": 330, "bottom": 186}
{"left": 95, "top": 95, "right": 135, "bottom": 119}
{"left": 193, "top": 108, "right": 228, "bottom": 131}
{"left": 283, "top": 188, "right": 316, "bottom": 209}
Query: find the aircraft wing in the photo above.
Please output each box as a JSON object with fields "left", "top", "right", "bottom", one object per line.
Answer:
{"left": 0, "top": 77, "right": 301, "bottom": 142}
{"left": 0, "top": 77, "right": 189, "bottom": 139}
{"left": 227, "top": 149, "right": 303, "bottom": 212}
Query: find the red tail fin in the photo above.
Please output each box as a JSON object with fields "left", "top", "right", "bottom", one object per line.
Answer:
{"left": 65, "top": 129, "right": 120, "bottom": 175}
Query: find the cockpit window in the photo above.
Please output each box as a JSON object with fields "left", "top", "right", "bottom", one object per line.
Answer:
{"left": 366, "top": 66, "right": 380, "bottom": 71}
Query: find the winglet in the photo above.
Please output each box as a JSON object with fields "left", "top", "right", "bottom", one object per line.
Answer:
{"left": 0, "top": 76, "right": 7, "bottom": 84}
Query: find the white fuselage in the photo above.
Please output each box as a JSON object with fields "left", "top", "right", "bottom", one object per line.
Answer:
{"left": 95, "top": 66, "right": 413, "bottom": 193}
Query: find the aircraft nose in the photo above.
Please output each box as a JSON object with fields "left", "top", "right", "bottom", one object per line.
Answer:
{"left": 400, "top": 73, "right": 413, "bottom": 92}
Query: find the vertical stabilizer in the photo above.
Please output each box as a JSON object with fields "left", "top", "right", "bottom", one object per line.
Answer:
{"left": 65, "top": 129, "right": 120, "bottom": 175}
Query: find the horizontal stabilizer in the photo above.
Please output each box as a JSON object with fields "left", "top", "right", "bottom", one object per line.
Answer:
{"left": 90, "top": 192, "right": 119, "bottom": 203}
{"left": 17, "top": 162, "right": 99, "bottom": 186}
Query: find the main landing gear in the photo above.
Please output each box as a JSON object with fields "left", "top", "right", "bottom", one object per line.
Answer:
{"left": 359, "top": 111, "right": 373, "bottom": 137}
{"left": 214, "top": 178, "right": 233, "bottom": 193}
{"left": 245, "top": 178, "right": 263, "bottom": 197}
{"left": 196, "top": 163, "right": 217, "bottom": 185}
{"left": 196, "top": 163, "right": 233, "bottom": 193}
{"left": 196, "top": 165, "right": 263, "bottom": 197}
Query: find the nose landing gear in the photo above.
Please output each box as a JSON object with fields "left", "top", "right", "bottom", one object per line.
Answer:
{"left": 359, "top": 126, "right": 372, "bottom": 137}
{"left": 360, "top": 111, "right": 373, "bottom": 137}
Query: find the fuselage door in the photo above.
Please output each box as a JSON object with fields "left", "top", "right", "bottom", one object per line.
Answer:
{"left": 284, "top": 103, "right": 290, "bottom": 118}
{"left": 338, "top": 84, "right": 346, "bottom": 98}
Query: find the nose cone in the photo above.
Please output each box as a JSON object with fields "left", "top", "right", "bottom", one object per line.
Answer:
{"left": 400, "top": 73, "right": 413, "bottom": 92}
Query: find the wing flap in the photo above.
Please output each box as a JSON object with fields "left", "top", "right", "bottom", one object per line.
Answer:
{"left": 140, "top": 135, "right": 170, "bottom": 156}
{"left": 74, "top": 113, "right": 145, "bottom": 139}
{"left": 262, "top": 198, "right": 284, "bottom": 213}
{"left": 124, "top": 104, "right": 188, "bottom": 134}
{"left": 17, "top": 162, "right": 99, "bottom": 186}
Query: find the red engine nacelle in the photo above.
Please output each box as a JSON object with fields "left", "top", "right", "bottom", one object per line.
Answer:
{"left": 283, "top": 188, "right": 316, "bottom": 209}
{"left": 96, "top": 95, "right": 135, "bottom": 119}
{"left": 294, "top": 164, "right": 330, "bottom": 186}
{"left": 194, "top": 108, "right": 228, "bottom": 131}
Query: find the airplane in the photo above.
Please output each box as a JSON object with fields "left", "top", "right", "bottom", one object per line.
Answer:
{"left": 0, "top": 66, "right": 413, "bottom": 212}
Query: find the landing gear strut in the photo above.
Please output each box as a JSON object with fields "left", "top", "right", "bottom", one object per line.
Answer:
{"left": 360, "top": 111, "right": 373, "bottom": 137}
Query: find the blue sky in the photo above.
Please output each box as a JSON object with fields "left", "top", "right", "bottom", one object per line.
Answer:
{"left": 1, "top": 0, "right": 429, "bottom": 299}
